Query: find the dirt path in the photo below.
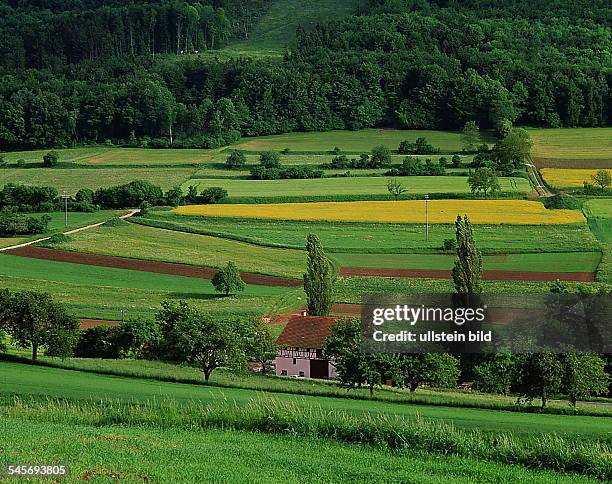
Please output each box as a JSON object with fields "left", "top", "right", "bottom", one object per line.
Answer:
{"left": 526, "top": 161, "right": 552, "bottom": 197}
{"left": 0, "top": 209, "right": 139, "bottom": 253}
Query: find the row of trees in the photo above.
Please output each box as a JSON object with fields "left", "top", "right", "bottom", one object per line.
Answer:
{"left": 0, "top": 1, "right": 609, "bottom": 149}
{"left": 0, "top": 0, "right": 271, "bottom": 68}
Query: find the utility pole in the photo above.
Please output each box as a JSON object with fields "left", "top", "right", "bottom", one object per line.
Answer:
{"left": 61, "top": 191, "right": 71, "bottom": 227}
{"left": 424, "top": 194, "right": 429, "bottom": 242}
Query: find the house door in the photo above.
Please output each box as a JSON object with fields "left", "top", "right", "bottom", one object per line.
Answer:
{"left": 309, "top": 359, "right": 329, "bottom": 379}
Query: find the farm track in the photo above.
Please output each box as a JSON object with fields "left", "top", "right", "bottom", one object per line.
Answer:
{"left": 4, "top": 246, "right": 595, "bottom": 285}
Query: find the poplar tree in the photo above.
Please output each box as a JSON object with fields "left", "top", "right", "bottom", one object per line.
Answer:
{"left": 452, "top": 215, "right": 482, "bottom": 295}
{"left": 304, "top": 234, "right": 335, "bottom": 316}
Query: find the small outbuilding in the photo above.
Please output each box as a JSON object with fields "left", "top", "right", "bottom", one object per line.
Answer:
{"left": 275, "top": 315, "right": 338, "bottom": 379}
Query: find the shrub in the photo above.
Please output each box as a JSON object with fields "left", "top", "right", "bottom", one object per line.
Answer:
{"left": 74, "top": 326, "right": 118, "bottom": 358}
{"left": 442, "top": 238, "right": 456, "bottom": 251}
{"left": 199, "top": 187, "right": 228, "bottom": 204}
{"left": 42, "top": 151, "right": 59, "bottom": 167}
{"left": 226, "top": 150, "right": 246, "bottom": 169}
{"left": 543, "top": 194, "right": 582, "bottom": 210}
{"left": 16, "top": 159, "right": 26, "bottom": 167}
{"left": 259, "top": 151, "right": 281, "bottom": 169}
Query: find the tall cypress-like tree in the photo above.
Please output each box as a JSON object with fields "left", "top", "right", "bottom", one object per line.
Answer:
{"left": 452, "top": 215, "right": 482, "bottom": 295}
{"left": 304, "top": 234, "right": 335, "bottom": 316}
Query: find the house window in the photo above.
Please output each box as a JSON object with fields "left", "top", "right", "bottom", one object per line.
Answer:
{"left": 292, "top": 358, "right": 296, "bottom": 365}
{"left": 281, "top": 370, "right": 287, "bottom": 376}
{"left": 298, "top": 371, "right": 305, "bottom": 377}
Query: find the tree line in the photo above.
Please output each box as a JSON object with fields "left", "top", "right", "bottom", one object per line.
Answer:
{"left": 0, "top": 0, "right": 609, "bottom": 150}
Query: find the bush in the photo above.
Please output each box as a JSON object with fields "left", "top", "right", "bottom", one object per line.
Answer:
{"left": 74, "top": 326, "right": 119, "bottom": 358}
{"left": 398, "top": 138, "right": 438, "bottom": 155}
{"left": 259, "top": 151, "right": 281, "bottom": 169}
{"left": 370, "top": 145, "right": 392, "bottom": 167}
{"left": 16, "top": 159, "right": 26, "bottom": 167}
{"left": 442, "top": 238, "right": 456, "bottom": 251}
{"left": 93, "top": 180, "right": 164, "bottom": 209}
{"left": 226, "top": 150, "right": 247, "bottom": 169}
{"left": 0, "top": 210, "right": 51, "bottom": 236}
{"left": 199, "top": 187, "right": 228, "bottom": 204}
{"left": 543, "top": 194, "right": 582, "bottom": 210}
{"left": 115, "top": 318, "right": 161, "bottom": 359}
{"left": 250, "top": 165, "right": 323, "bottom": 180}
{"left": 42, "top": 151, "right": 59, "bottom": 167}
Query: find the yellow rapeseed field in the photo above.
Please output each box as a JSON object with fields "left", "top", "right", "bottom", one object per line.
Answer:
{"left": 541, "top": 168, "right": 610, "bottom": 188}
{"left": 174, "top": 200, "right": 584, "bottom": 225}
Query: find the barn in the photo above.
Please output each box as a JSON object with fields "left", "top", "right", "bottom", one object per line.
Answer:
{"left": 275, "top": 315, "right": 338, "bottom": 379}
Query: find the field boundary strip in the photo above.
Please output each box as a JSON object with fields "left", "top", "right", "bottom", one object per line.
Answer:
{"left": 4, "top": 246, "right": 596, "bottom": 284}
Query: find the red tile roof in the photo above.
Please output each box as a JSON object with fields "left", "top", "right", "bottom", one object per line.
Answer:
{"left": 276, "top": 316, "right": 338, "bottom": 349}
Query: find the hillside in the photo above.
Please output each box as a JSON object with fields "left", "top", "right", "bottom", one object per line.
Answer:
{"left": 222, "top": 0, "right": 360, "bottom": 56}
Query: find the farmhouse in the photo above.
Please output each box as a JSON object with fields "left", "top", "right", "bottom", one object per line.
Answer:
{"left": 275, "top": 315, "right": 338, "bottom": 379}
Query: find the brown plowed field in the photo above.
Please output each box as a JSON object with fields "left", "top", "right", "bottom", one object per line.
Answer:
{"left": 533, "top": 158, "right": 612, "bottom": 169}
{"left": 7, "top": 246, "right": 594, "bottom": 286}
{"left": 79, "top": 319, "right": 120, "bottom": 329}
{"left": 6, "top": 246, "right": 303, "bottom": 288}
{"left": 339, "top": 266, "right": 594, "bottom": 282}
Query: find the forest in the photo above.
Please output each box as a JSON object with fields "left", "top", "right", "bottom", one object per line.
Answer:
{"left": 0, "top": 0, "right": 609, "bottom": 149}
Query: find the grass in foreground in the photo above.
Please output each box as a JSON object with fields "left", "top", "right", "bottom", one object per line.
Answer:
{"left": 2, "top": 391, "right": 610, "bottom": 480}
{"left": 2, "top": 362, "right": 610, "bottom": 441}
{"left": 2, "top": 413, "right": 598, "bottom": 483}
{"left": 182, "top": 175, "right": 530, "bottom": 198}
{"left": 174, "top": 200, "right": 585, "bottom": 225}
{"left": 15, "top": 356, "right": 610, "bottom": 417}
{"left": 139, "top": 212, "right": 600, "bottom": 254}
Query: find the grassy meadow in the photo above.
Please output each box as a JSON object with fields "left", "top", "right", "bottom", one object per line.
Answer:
{"left": 530, "top": 128, "right": 612, "bottom": 161}
{"left": 2, "top": 362, "right": 610, "bottom": 441}
{"left": 0, "top": 254, "right": 301, "bottom": 320}
{"left": 5, "top": 418, "right": 596, "bottom": 484}
{"left": 221, "top": 0, "right": 360, "bottom": 56}
{"left": 230, "top": 129, "right": 473, "bottom": 153}
{"left": 332, "top": 251, "right": 600, "bottom": 273}
{"left": 0, "top": 167, "right": 197, "bottom": 191}
{"left": 182, "top": 175, "right": 530, "bottom": 198}
{"left": 175, "top": 200, "right": 585, "bottom": 225}
{"left": 137, "top": 213, "right": 600, "bottom": 254}
{"left": 583, "top": 198, "right": 612, "bottom": 282}
{"left": 44, "top": 221, "right": 306, "bottom": 278}
{"left": 0, "top": 210, "right": 122, "bottom": 248}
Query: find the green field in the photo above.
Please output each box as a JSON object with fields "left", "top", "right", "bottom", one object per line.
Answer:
{"left": 230, "top": 129, "right": 472, "bottom": 153}
{"left": 42, "top": 221, "right": 600, "bottom": 277}
{"left": 7, "top": 418, "right": 588, "bottom": 484}
{"left": 1, "top": 147, "right": 214, "bottom": 166}
{"left": 137, "top": 213, "right": 600, "bottom": 254}
{"left": 332, "top": 252, "right": 600, "bottom": 273}
{"left": 2, "top": 362, "right": 610, "bottom": 442}
{"left": 45, "top": 221, "right": 305, "bottom": 278}
{"left": 0, "top": 167, "right": 197, "bottom": 191}
{"left": 584, "top": 198, "right": 612, "bottom": 282}
{"left": 530, "top": 127, "right": 612, "bottom": 160}
{"left": 182, "top": 175, "right": 530, "bottom": 198}
{"left": 0, "top": 210, "right": 122, "bottom": 248}
{"left": 222, "top": 0, "right": 360, "bottom": 56}
{"left": 0, "top": 255, "right": 300, "bottom": 320}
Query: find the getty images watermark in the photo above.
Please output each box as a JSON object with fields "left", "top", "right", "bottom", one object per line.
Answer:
{"left": 361, "top": 293, "right": 611, "bottom": 354}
